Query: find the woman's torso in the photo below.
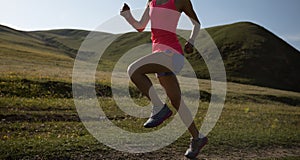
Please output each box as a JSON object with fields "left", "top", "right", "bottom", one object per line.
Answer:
{"left": 149, "top": 0, "right": 183, "bottom": 54}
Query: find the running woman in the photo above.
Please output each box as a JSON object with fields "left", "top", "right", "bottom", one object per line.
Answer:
{"left": 120, "top": 0, "right": 207, "bottom": 158}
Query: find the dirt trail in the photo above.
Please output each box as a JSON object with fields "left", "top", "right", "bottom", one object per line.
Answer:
{"left": 74, "top": 147, "right": 300, "bottom": 160}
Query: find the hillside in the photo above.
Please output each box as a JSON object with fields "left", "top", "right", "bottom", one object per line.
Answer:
{"left": 1, "top": 22, "right": 300, "bottom": 91}
{"left": 0, "top": 25, "right": 90, "bottom": 59}
{"left": 205, "top": 22, "right": 300, "bottom": 92}
{"left": 0, "top": 25, "right": 94, "bottom": 80}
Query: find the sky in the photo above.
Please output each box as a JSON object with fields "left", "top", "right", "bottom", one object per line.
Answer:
{"left": 1, "top": 0, "right": 300, "bottom": 51}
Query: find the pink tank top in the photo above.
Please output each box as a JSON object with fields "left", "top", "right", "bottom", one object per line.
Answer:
{"left": 149, "top": 0, "right": 183, "bottom": 54}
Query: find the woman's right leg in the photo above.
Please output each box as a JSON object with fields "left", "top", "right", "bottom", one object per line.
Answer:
{"left": 127, "top": 52, "right": 178, "bottom": 127}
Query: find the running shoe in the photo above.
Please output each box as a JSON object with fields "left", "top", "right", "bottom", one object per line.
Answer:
{"left": 184, "top": 137, "right": 208, "bottom": 159}
{"left": 143, "top": 104, "right": 172, "bottom": 128}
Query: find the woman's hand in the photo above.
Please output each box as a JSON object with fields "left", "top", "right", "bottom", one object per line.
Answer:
{"left": 184, "top": 41, "right": 194, "bottom": 54}
{"left": 120, "top": 3, "right": 130, "bottom": 18}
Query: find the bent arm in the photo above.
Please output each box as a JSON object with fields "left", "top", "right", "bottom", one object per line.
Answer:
{"left": 121, "top": 5, "right": 150, "bottom": 32}
{"left": 182, "top": 0, "right": 201, "bottom": 44}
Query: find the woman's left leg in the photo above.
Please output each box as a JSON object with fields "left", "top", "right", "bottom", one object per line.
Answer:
{"left": 159, "top": 75, "right": 208, "bottom": 158}
{"left": 158, "top": 75, "right": 199, "bottom": 138}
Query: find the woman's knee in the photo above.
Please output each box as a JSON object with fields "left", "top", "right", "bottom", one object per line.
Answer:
{"left": 127, "top": 62, "right": 138, "bottom": 77}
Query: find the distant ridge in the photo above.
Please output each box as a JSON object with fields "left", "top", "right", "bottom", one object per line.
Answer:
{"left": 1, "top": 22, "right": 300, "bottom": 92}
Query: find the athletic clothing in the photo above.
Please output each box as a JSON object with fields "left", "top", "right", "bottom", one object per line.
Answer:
{"left": 156, "top": 51, "right": 184, "bottom": 77}
{"left": 149, "top": 0, "right": 183, "bottom": 54}
{"left": 129, "top": 0, "right": 184, "bottom": 78}
{"left": 128, "top": 51, "right": 184, "bottom": 78}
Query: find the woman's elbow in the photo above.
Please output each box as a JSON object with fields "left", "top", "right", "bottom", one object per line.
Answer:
{"left": 136, "top": 27, "right": 145, "bottom": 32}
{"left": 194, "top": 22, "right": 201, "bottom": 29}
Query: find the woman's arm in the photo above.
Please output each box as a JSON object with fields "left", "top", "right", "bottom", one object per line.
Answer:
{"left": 182, "top": 0, "right": 201, "bottom": 43}
{"left": 120, "top": 3, "right": 150, "bottom": 32}
{"left": 181, "top": 0, "right": 201, "bottom": 53}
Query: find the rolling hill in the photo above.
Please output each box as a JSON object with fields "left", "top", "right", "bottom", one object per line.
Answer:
{"left": 0, "top": 22, "right": 300, "bottom": 92}
{"left": 205, "top": 22, "right": 300, "bottom": 92}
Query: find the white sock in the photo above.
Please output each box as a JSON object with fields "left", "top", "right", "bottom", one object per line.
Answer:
{"left": 198, "top": 133, "right": 206, "bottom": 139}
{"left": 148, "top": 86, "right": 164, "bottom": 115}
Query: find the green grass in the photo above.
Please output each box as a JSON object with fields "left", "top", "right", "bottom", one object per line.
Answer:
{"left": 0, "top": 80, "right": 299, "bottom": 159}
{"left": 0, "top": 97, "right": 299, "bottom": 159}
{"left": 0, "top": 59, "right": 299, "bottom": 159}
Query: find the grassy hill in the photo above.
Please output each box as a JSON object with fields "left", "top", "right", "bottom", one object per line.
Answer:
{"left": 0, "top": 25, "right": 88, "bottom": 80}
{"left": 206, "top": 22, "right": 300, "bottom": 92}
{"left": 1, "top": 22, "right": 300, "bottom": 92}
